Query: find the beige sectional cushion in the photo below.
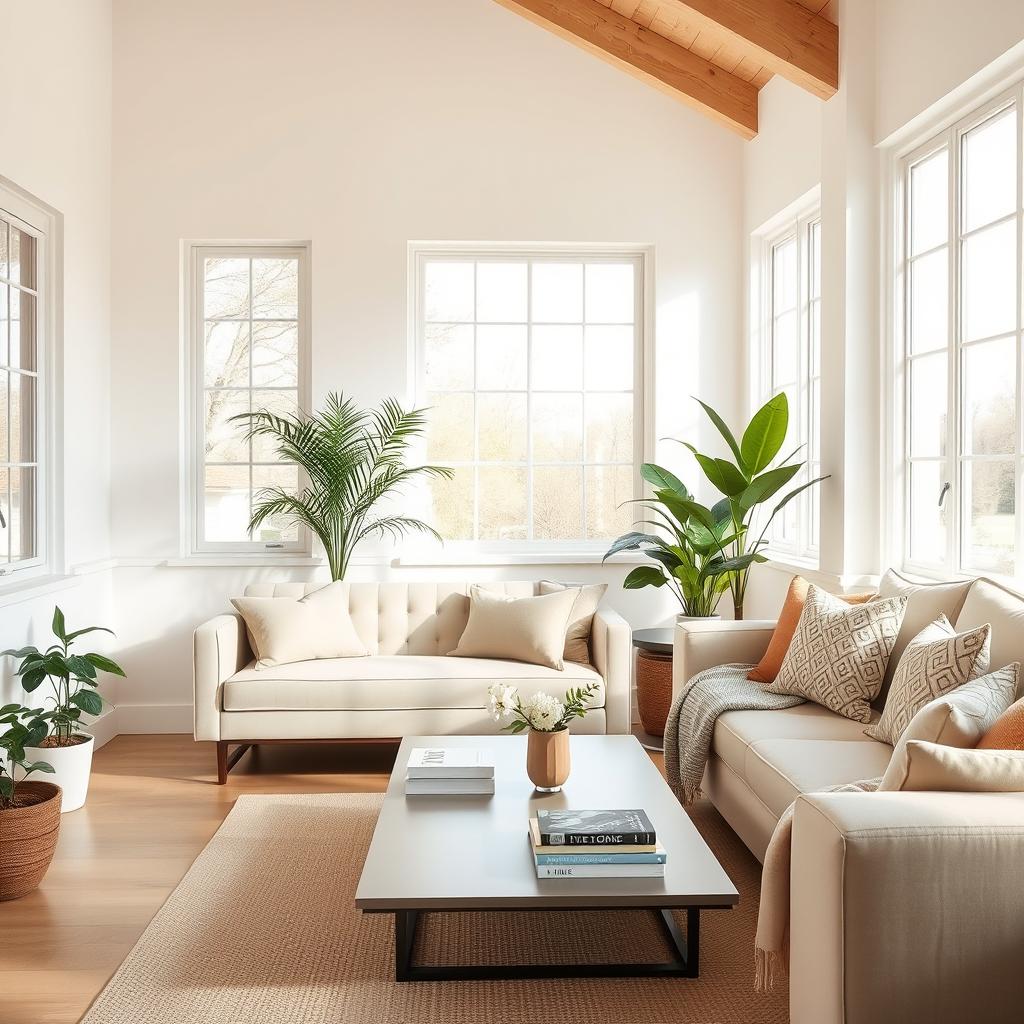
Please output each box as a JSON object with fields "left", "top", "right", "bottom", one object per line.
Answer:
{"left": 899, "top": 740, "right": 1024, "bottom": 792}
{"left": 879, "top": 664, "right": 1019, "bottom": 790}
{"left": 876, "top": 569, "right": 974, "bottom": 703}
{"left": 448, "top": 585, "right": 579, "bottom": 669}
{"left": 231, "top": 582, "right": 367, "bottom": 669}
{"left": 955, "top": 577, "right": 1024, "bottom": 679}
{"left": 223, "top": 655, "right": 603, "bottom": 712}
{"left": 539, "top": 581, "right": 607, "bottom": 665}
{"left": 767, "top": 585, "right": 907, "bottom": 723}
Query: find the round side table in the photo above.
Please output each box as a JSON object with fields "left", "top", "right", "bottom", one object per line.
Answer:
{"left": 632, "top": 628, "right": 674, "bottom": 746}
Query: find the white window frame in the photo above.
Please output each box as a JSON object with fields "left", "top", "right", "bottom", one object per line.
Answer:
{"left": 182, "top": 241, "right": 312, "bottom": 558}
{"left": 889, "top": 84, "right": 1024, "bottom": 582}
{"left": 408, "top": 242, "right": 652, "bottom": 558}
{"left": 0, "top": 178, "right": 62, "bottom": 584}
{"left": 750, "top": 190, "right": 822, "bottom": 566}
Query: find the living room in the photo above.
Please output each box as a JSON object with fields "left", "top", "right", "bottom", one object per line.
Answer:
{"left": 3, "top": 0, "right": 1024, "bottom": 1021}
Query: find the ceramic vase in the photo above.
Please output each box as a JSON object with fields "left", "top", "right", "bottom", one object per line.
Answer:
{"left": 526, "top": 728, "right": 570, "bottom": 792}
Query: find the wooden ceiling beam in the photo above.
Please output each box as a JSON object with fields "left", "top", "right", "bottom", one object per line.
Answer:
{"left": 494, "top": 0, "right": 758, "bottom": 138}
{"left": 659, "top": 0, "right": 838, "bottom": 98}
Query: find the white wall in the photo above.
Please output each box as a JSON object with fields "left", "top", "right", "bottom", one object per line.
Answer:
{"left": 107, "top": 0, "right": 746, "bottom": 725}
{"left": 0, "top": 0, "right": 116, "bottom": 723}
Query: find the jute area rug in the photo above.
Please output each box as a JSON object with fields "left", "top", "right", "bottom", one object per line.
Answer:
{"left": 81, "top": 793, "right": 788, "bottom": 1024}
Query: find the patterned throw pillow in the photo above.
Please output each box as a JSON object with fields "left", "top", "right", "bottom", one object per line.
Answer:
{"left": 766, "top": 585, "right": 908, "bottom": 723}
{"left": 865, "top": 616, "right": 991, "bottom": 746}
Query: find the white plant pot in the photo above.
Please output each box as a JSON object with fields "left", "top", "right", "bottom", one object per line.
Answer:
{"left": 20, "top": 733, "right": 94, "bottom": 812}
{"left": 676, "top": 614, "right": 722, "bottom": 623}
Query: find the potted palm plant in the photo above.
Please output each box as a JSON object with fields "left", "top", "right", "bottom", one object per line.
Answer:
{"left": 2, "top": 608, "right": 126, "bottom": 812}
{"left": 233, "top": 392, "right": 452, "bottom": 579}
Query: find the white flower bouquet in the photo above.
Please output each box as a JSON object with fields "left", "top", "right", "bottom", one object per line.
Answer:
{"left": 487, "top": 681, "right": 600, "bottom": 734}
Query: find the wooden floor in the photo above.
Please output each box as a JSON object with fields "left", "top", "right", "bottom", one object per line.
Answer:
{"left": 0, "top": 734, "right": 665, "bottom": 1024}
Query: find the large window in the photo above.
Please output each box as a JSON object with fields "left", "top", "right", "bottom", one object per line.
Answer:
{"left": 754, "top": 201, "right": 822, "bottom": 562}
{"left": 187, "top": 244, "right": 310, "bottom": 555}
{"left": 413, "top": 248, "right": 644, "bottom": 549}
{"left": 897, "top": 91, "right": 1023, "bottom": 578}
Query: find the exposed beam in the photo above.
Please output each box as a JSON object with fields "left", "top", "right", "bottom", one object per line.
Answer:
{"left": 494, "top": 0, "right": 758, "bottom": 139}
{"left": 659, "top": 0, "right": 839, "bottom": 99}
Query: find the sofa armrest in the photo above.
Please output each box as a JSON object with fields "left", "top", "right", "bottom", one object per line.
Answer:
{"left": 591, "top": 607, "right": 631, "bottom": 735}
{"left": 790, "top": 790, "right": 1024, "bottom": 1024}
{"left": 193, "top": 613, "right": 252, "bottom": 741}
{"left": 671, "top": 619, "right": 776, "bottom": 701}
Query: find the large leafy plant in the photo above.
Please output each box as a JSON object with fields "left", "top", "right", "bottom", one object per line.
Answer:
{"left": 0, "top": 705, "right": 54, "bottom": 809}
{"left": 234, "top": 392, "right": 452, "bottom": 581}
{"left": 2, "top": 608, "right": 126, "bottom": 746}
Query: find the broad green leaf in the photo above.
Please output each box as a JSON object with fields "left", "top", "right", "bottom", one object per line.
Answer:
{"left": 52, "top": 607, "right": 67, "bottom": 642}
{"left": 66, "top": 655, "right": 97, "bottom": 680}
{"left": 740, "top": 393, "right": 789, "bottom": 474}
{"left": 622, "top": 566, "right": 667, "bottom": 589}
{"left": 706, "top": 552, "right": 766, "bottom": 574}
{"left": 695, "top": 399, "right": 749, "bottom": 476}
{"left": 84, "top": 653, "right": 126, "bottom": 677}
{"left": 640, "top": 463, "right": 688, "bottom": 496}
{"left": 0, "top": 703, "right": 21, "bottom": 715}
{"left": 23, "top": 720, "right": 47, "bottom": 748}
{"left": 694, "top": 454, "right": 747, "bottom": 497}
{"left": 738, "top": 463, "right": 801, "bottom": 513}
{"left": 71, "top": 689, "right": 104, "bottom": 716}
{"left": 710, "top": 497, "right": 733, "bottom": 525}
{"left": 0, "top": 777, "right": 13, "bottom": 800}
{"left": 64, "top": 625, "right": 115, "bottom": 643}
{"left": 1, "top": 646, "right": 42, "bottom": 659}
{"left": 645, "top": 546, "right": 683, "bottom": 571}
{"left": 603, "top": 531, "right": 660, "bottom": 560}
{"left": 658, "top": 492, "right": 717, "bottom": 532}
{"left": 23, "top": 760, "right": 55, "bottom": 774}
{"left": 20, "top": 668, "right": 46, "bottom": 693}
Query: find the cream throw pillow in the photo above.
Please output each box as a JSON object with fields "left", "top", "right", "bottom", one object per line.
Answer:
{"left": 865, "top": 616, "right": 991, "bottom": 746}
{"left": 448, "top": 585, "right": 580, "bottom": 670}
{"left": 539, "top": 581, "right": 607, "bottom": 665}
{"left": 878, "top": 663, "right": 1019, "bottom": 790}
{"left": 899, "top": 741, "right": 1024, "bottom": 792}
{"left": 231, "top": 582, "right": 367, "bottom": 670}
{"left": 766, "top": 585, "right": 908, "bottom": 723}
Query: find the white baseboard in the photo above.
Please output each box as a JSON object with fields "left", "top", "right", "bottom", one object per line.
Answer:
{"left": 88, "top": 707, "right": 119, "bottom": 750}
{"left": 115, "top": 702, "right": 193, "bottom": 734}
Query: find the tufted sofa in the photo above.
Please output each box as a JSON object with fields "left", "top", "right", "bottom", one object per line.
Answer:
{"left": 194, "top": 581, "right": 631, "bottom": 782}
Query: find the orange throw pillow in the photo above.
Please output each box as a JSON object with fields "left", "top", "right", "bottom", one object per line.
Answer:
{"left": 747, "top": 576, "right": 876, "bottom": 684}
{"left": 978, "top": 694, "right": 1024, "bottom": 750}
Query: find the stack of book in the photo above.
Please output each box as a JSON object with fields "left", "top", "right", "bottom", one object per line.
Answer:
{"left": 529, "top": 809, "right": 665, "bottom": 878}
{"left": 404, "top": 747, "right": 495, "bottom": 795}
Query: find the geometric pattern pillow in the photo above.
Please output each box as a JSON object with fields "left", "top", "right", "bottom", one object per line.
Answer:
{"left": 865, "top": 616, "right": 991, "bottom": 746}
{"left": 766, "top": 585, "right": 908, "bottom": 723}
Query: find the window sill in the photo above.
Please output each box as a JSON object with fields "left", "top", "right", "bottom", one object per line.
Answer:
{"left": 0, "top": 572, "right": 81, "bottom": 608}
{"left": 395, "top": 551, "right": 647, "bottom": 567}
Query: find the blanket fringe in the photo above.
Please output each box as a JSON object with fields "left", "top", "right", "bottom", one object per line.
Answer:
{"left": 754, "top": 946, "right": 782, "bottom": 993}
{"left": 681, "top": 781, "right": 703, "bottom": 806}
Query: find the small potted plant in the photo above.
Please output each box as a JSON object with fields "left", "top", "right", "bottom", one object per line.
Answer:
{"left": 0, "top": 704, "right": 60, "bottom": 901}
{"left": 2, "top": 607, "right": 126, "bottom": 812}
{"left": 487, "top": 681, "right": 599, "bottom": 792}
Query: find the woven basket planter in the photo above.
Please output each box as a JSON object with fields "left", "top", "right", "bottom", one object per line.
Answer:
{"left": 635, "top": 648, "right": 673, "bottom": 737}
{"left": 0, "top": 781, "right": 62, "bottom": 901}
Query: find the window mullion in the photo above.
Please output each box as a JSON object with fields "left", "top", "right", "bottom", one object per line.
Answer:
{"left": 948, "top": 125, "right": 960, "bottom": 577}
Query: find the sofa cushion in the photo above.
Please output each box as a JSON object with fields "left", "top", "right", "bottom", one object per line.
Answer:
{"left": 539, "top": 581, "right": 607, "bottom": 665}
{"left": 955, "top": 577, "right": 1024, "bottom": 679}
{"left": 222, "top": 655, "right": 603, "bottom": 712}
{"left": 899, "top": 741, "right": 1024, "bottom": 792}
{"left": 744, "top": 739, "right": 894, "bottom": 818}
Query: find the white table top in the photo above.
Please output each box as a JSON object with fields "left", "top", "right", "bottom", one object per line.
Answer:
{"left": 355, "top": 735, "right": 739, "bottom": 912}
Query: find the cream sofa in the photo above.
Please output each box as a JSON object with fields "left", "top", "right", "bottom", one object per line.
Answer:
{"left": 194, "top": 581, "right": 631, "bottom": 782}
{"left": 673, "top": 571, "right": 1024, "bottom": 1024}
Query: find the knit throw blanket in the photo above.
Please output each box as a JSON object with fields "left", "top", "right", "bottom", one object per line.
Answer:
{"left": 663, "top": 663, "right": 805, "bottom": 804}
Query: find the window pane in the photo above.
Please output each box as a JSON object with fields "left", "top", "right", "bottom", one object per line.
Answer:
{"left": 909, "top": 248, "right": 948, "bottom": 354}
{"left": 251, "top": 259, "right": 298, "bottom": 319}
{"left": 204, "top": 257, "right": 249, "bottom": 319}
{"left": 0, "top": 284, "right": 7, "bottom": 366}
{"left": 585, "top": 393, "right": 633, "bottom": 463}
{"left": 585, "top": 263, "right": 634, "bottom": 323}
{"left": 478, "top": 466, "right": 526, "bottom": 540}
{"left": 531, "top": 263, "right": 582, "bottom": 323}
{"left": 772, "top": 310, "right": 798, "bottom": 385}
{"left": 251, "top": 390, "right": 298, "bottom": 462}
{"left": 476, "top": 324, "right": 527, "bottom": 390}
{"left": 909, "top": 461, "right": 947, "bottom": 565}
{"left": 477, "top": 393, "right": 527, "bottom": 461}
{"left": 10, "top": 372, "right": 34, "bottom": 463}
{"left": 772, "top": 238, "right": 797, "bottom": 312}
{"left": 424, "top": 324, "right": 473, "bottom": 390}
{"left": 476, "top": 262, "right": 526, "bottom": 322}
{"left": 583, "top": 326, "right": 633, "bottom": 390}
{"left": 809, "top": 221, "right": 821, "bottom": 299}
{"left": 205, "top": 389, "right": 249, "bottom": 461}
{"left": 9, "top": 466, "right": 35, "bottom": 561}
{"left": 426, "top": 392, "right": 474, "bottom": 461}
{"left": 962, "top": 108, "right": 1017, "bottom": 233}
{"left": 428, "top": 466, "right": 474, "bottom": 541}
{"left": 251, "top": 464, "right": 299, "bottom": 542}
{"left": 961, "top": 459, "right": 1015, "bottom": 574}
{"left": 204, "top": 464, "right": 250, "bottom": 542}
{"left": 0, "top": 467, "right": 7, "bottom": 563}
{"left": 531, "top": 325, "right": 582, "bottom": 390}
{"left": 585, "top": 465, "right": 633, "bottom": 539}
{"left": 10, "top": 288, "right": 34, "bottom": 370}
{"left": 962, "top": 218, "right": 1016, "bottom": 341}
{"left": 0, "top": 221, "right": 7, "bottom": 280}
{"left": 9, "top": 228, "right": 35, "bottom": 289}
{"left": 251, "top": 322, "right": 299, "bottom": 387}
{"left": 910, "top": 149, "right": 948, "bottom": 256}
{"left": 0, "top": 368, "right": 7, "bottom": 460}
{"left": 425, "top": 261, "right": 473, "bottom": 322}
{"left": 534, "top": 466, "right": 582, "bottom": 540}
{"left": 204, "top": 321, "right": 249, "bottom": 388}
{"left": 533, "top": 393, "right": 582, "bottom": 462}
{"left": 963, "top": 337, "right": 1016, "bottom": 455}
{"left": 909, "top": 354, "right": 947, "bottom": 457}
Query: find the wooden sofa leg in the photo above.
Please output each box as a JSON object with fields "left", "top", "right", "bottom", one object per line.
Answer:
{"left": 216, "top": 741, "right": 228, "bottom": 784}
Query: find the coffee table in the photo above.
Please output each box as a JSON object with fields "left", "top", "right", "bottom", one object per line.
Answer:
{"left": 355, "top": 734, "right": 738, "bottom": 982}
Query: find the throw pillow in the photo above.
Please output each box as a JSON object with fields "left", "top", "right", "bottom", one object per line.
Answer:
{"left": 979, "top": 692, "right": 1024, "bottom": 750}
{"left": 747, "top": 575, "right": 876, "bottom": 684}
{"left": 766, "top": 585, "right": 908, "bottom": 723}
{"left": 231, "top": 582, "right": 367, "bottom": 670}
{"left": 865, "top": 616, "right": 991, "bottom": 746}
{"left": 448, "top": 585, "right": 580, "bottom": 670}
{"left": 539, "top": 581, "right": 608, "bottom": 665}
{"left": 898, "top": 740, "right": 1024, "bottom": 792}
{"left": 878, "top": 664, "right": 1019, "bottom": 790}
